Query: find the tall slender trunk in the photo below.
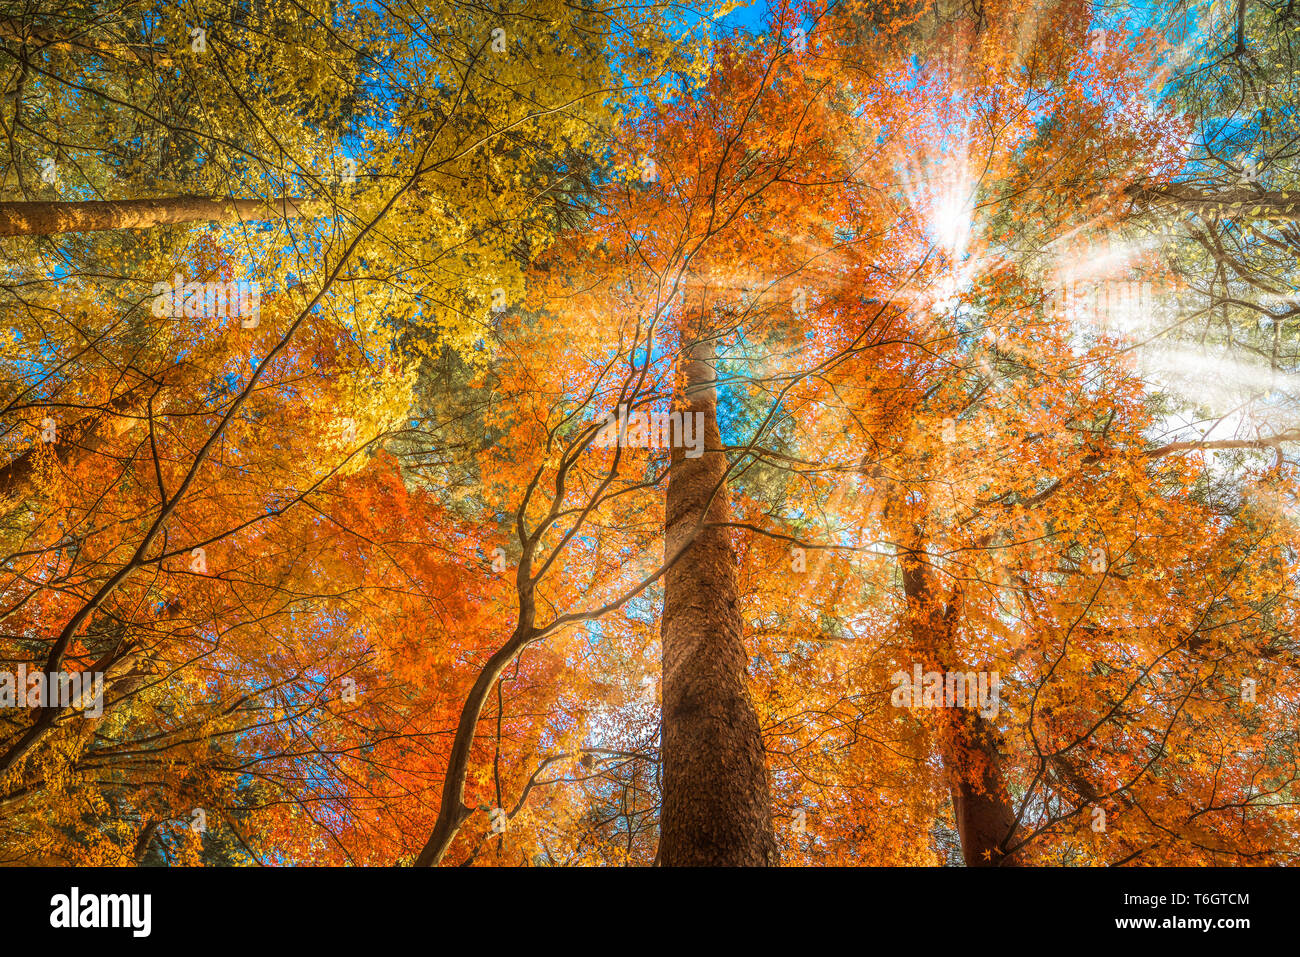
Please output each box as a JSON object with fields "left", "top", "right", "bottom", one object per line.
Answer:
{"left": 899, "top": 547, "right": 1019, "bottom": 866}
{"left": 1124, "top": 183, "right": 1300, "bottom": 223}
{"left": 414, "top": 612, "right": 537, "bottom": 866}
{"left": 0, "top": 196, "right": 318, "bottom": 237}
{"left": 656, "top": 337, "right": 778, "bottom": 866}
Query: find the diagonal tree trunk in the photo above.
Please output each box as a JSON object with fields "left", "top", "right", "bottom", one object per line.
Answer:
{"left": 0, "top": 15, "right": 175, "bottom": 66}
{"left": 0, "top": 385, "right": 153, "bottom": 504}
{"left": 0, "top": 196, "right": 319, "bottom": 237}
{"left": 656, "top": 336, "right": 778, "bottom": 866}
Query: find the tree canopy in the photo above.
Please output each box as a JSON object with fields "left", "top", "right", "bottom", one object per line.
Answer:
{"left": 0, "top": 0, "right": 1296, "bottom": 868}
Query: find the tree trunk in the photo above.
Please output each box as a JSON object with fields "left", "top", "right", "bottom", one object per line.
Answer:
{"left": 0, "top": 385, "right": 151, "bottom": 505}
{"left": 412, "top": 639, "right": 522, "bottom": 867}
{"left": 0, "top": 196, "right": 319, "bottom": 237}
{"left": 940, "top": 705, "right": 1019, "bottom": 866}
{"left": 0, "top": 16, "right": 175, "bottom": 66}
{"left": 899, "top": 549, "right": 1019, "bottom": 866}
{"left": 1125, "top": 183, "right": 1300, "bottom": 223}
{"left": 656, "top": 337, "right": 778, "bottom": 866}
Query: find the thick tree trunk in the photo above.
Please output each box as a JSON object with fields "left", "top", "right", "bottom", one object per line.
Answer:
{"left": 133, "top": 820, "right": 160, "bottom": 864}
{"left": 656, "top": 337, "right": 778, "bottom": 866}
{"left": 940, "top": 706, "right": 1019, "bottom": 866}
{"left": 900, "top": 550, "right": 1019, "bottom": 866}
{"left": 0, "top": 196, "right": 318, "bottom": 237}
{"left": 0, "top": 385, "right": 150, "bottom": 505}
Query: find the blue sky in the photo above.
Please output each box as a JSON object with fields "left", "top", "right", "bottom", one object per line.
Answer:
{"left": 721, "top": 0, "right": 770, "bottom": 34}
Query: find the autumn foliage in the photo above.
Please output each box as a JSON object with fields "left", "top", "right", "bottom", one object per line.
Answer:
{"left": 0, "top": 0, "right": 1297, "bottom": 867}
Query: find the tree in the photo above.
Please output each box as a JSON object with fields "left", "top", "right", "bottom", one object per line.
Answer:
{"left": 3, "top": 0, "right": 1299, "bottom": 872}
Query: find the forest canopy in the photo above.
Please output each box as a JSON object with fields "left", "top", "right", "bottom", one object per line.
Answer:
{"left": 0, "top": 0, "right": 1297, "bottom": 868}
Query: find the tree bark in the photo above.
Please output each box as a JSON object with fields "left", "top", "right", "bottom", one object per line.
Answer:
{"left": 0, "top": 385, "right": 151, "bottom": 505}
{"left": 1125, "top": 183, "right": 1300, "bottom": 223}
{"left": 0, "top": 16, "right": 175, "bottom": 66}
{"left": 940, "top": 704, "right": 1019, "bottom": 866}
{"left": 133, "top": 819, "right": 160, "bottom": 864}
{"left": 656, "top": 337, "right": 778, "bottom": 866}
{"left": 0, "top": 196, "right": 319, "bottom": 237}
{"left": 412, "top": 632, "right": 532, "bottom": 867}
{"left": 899, "top": 548, "right": 1019, "bottom": 866}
